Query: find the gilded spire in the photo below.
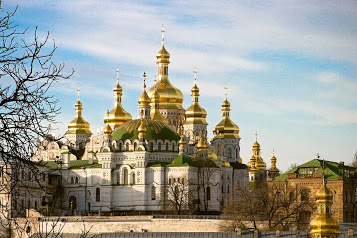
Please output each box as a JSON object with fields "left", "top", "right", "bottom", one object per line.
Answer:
{"left": 185, "top": 67, "right": 208, "bottom": 126}
{"left": 310, "top": 178, "right": 339, "bottom": 238}
{"left": 213, "top": 85, "right": 239, "bottom": 139}
{"left": 247, "top": 133, "right": 266, "bottom": 171}
{"left": 68, "top": 86, "right": 91, "bottom": 134}
{"left": 268, "top": 149, "right": 280, "bottom": 178}
{"left": 178, "top": 121, "right": 186, "bottom": 156}
{"left": 150, "top": 85, "right": 169, "bottom": 124}
{"left": 105, "top": 68, "right": 132, "bottom": 129}
{"left": 103, "top": 110, "right": 113, "bottom": 137}
{"left": 138, "top": 72, "right": 151, "bottom": 107}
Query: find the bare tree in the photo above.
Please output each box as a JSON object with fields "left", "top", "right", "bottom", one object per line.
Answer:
{"left": 222, "top": 182, "right": 314, "bottom": 231}
{"left": 0, "top": 6, "right": 72, "bottom": 232}
{"left": 351, "top": 150, "right": 357, "bottom": 168}
{"left": 160, "top": 176, "right": 192, "bottom": 215}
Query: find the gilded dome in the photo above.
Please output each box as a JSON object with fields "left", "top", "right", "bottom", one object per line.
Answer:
{"left": 310, "top": 182, "right": 339, "bottom": 238}
{"left": 111, "top": 119, "right": 180, "bottom": 142}
{"left": 138, "top": 90, "right": 151, "bottom": 106}
{"left": 105, "top": 69, "right": 132, "bottom": 129}
{"left": 247, "top": 139, "right": 266, "bottom": 171}
{"left": 146, "top": 43, "right": 184, "bottom": 110}
{"left": 68, "top": 100, "right": 92, "bottom": 134}
{"left": 213, "top": 97, "right": 239, "bottom": 139}
{"left": 185, "top": 81, "right": 208, "bottom": 125}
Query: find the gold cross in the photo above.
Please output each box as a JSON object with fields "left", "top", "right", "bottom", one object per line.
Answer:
{"left": 77, "top": 86, "right": 80, "bottom": 100}
{"left": 116, "top": 67, "right": 120, "bottom": 84}
{"left": 255, "top": 130, "right": 258, "bottom": 141}
{"left": 224, "top": 84, "right": 228, "bottom": 98}
{"left": 143, "top": 72, "right": 146, "bottom": 89}
{"left": 161, "top": 25, "right": 165, "bottom": 45}
{"left": 193, "top": 67, "right": 197, "bottom": 83}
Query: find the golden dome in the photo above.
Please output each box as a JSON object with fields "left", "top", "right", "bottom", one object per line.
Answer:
{"left": 197, "top": 138, "right": 209, "bottom": 152}
{"left": 213, "top": 97, "right": 240, "bottom": 139}
{"left": 138, "top": 73, "right": 151, "bottom": 107}
{"left": 138, "top": 119, "right": 147, "bottom": 135}
{"left": 222, "top": 158, "right": 232, "bottom": 168}
{"left": 247, "top": 138, "right": 266, "bottom": 171}
{"left": 68, "top": 98, "right": 92, "bottom": 135}
{"left": 185, "top": 73, "right": 208, "bottom": 125}
{"left": 310, "top": 181, "right": 339, "bottom": 238}
{"left": 105, "top": 68, "right": 132, "bottom": 129}
{"left": 150, "top": 88, "right": 169, "bottom": 124}
{"left": 146, "top": 32, "right": 184, "bottom": 111}
{"left": 208, "top": 151, "right": 220, "bottom": 161}
{"left": 179, "top": 136, "right": 186, "bottom": 146}
{"left": 103, "top": 113, "right": 113, "bottom": 137}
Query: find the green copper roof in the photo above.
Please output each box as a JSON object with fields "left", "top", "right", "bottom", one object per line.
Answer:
{"left": 42, "top": 160, "right": 102, "bottom": 170}
{"left": 167, "top": 155, "right": 194, "bottom": 167}
{"left": 274, "top": 159, "right": 355, "bottom": 182}
{"left": 111, "top": 119, "right": 180, "bottom": 142}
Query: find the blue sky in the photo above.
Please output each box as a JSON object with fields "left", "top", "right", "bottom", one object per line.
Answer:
{"left": 5, "top": 0, "right": 357, "bottom": 171}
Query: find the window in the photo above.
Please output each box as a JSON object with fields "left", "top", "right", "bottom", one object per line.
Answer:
{"left": 134, "top": 142, "right": 137, "bottom": 151}
{"left": 70, "top": 177, "right": 74, "bottom": 184}
{"left": 116, "top": 173, "right": 120, "bottom": 185}
{"left": 96, "top": 188, "right": 100, "bottom": 202}
{"left": 206, "top": 186, "right": 211, "bottom": 201}
{"left": 151, "top": 186, "right": 156, "bottom": 200}
{"left": 130, "top": 172, "right": 135, "bottom": 185}
{"left": 69, "top": 196, "right": 77, "bottom": 210}
{"left": 35, "top": 201, "right": 38, "bottom": 209}
{"left": 169, "top": 178, "right": 172, "bottom": 185}
{"left": 123, "top": 168, "right": 128, "bottom": 185}
{"left": 150, "top": 142, "right": 154, "bottom": 151}
{"left": 126, "top": 142, "right": 129, "bottom": 151}
{"left": 166, "top": 143, "right": 169, "bottom": 151}
{"left": 75, "top": 177, "right": 79, "bottom": 184}
{"left": 227, "top": 148, "right": 232, "bottom": 158}
{"left": 301, "top": 189, "right": 310, "bottom": 202}
{"left": 158, "top": 142, "right": 161, "bottom": 151}
{"left": 227, "top": 185, "right": 230, "bottom": 193}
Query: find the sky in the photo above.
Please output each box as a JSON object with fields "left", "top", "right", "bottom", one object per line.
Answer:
{"left": 4, "top": 0, "right": 357, "bottom": 171}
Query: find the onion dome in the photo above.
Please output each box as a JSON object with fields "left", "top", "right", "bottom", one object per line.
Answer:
{"left": 269, "top": 150, "right": 280, "bottom": 174}
{"left": 138, "top": 119, "right": 147, "bottom": 136}
{"left": 247, "top": 136, "right": 266, "bottom": 171}
{"left": 150, "top": 87, "right": 169, "bottom": 124}
{"left": 222, "top": 158, "right": 232, "bottom": 168}
{"left": 111, "top": 119, "right": 180, "bottom": 142}
{"left": 197, "top": 138, "right": 209, "bottom": 152}
{"left": 208, "top": 151, "right": 220, "bottom": 161}
{"left": 146, "top": 26, "right": 184, "bottom": 111}
{"left": 310, "top": 180, "right": 339, "bottom": 238}
{"left": 185, "top": 68, "right": 208, "bottom": 125}
{"left": 138, "top": 73, "right": 151, "bottom": 107}
{"left": 103, "top": 110, "right": 113, "bottom": 137}
{"left": 213, "top": 87, "right": 240, "bottom": 139}
{"left": 67, "top": 87, "right": 91, "bottom": 135}
{"left": 105, "top": 68, "right": 132, "bottom": 129}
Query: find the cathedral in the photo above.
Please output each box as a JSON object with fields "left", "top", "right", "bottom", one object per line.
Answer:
{"left": 32, "top": 27, "right": 279, "bottom": 215}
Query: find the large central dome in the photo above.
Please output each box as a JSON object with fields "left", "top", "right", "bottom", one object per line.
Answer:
{"left": 111, "top": 119, "right": 180, "bottom": 141}
{"left": 146, "top": 44, "right": 184, "bottom": 110}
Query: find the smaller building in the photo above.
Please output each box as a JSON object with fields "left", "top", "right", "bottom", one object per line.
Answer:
{"left": 272, "top": 158, "right": 357, "bottom": 223}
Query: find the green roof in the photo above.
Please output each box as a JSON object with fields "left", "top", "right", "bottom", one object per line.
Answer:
{"left": 147, "top": 162, "right": 170, "bottom": 167}
{"left": 166, "top": 155, "right": 195, "bottom": 167}
{"left": 42, "top": 160, "right": 102, "bottom": 170}
{"left": 274, "top": 159, "right": 355, "bottom": 182}
{"left": 111, "top": 119, "right": 180, "bottom": 142}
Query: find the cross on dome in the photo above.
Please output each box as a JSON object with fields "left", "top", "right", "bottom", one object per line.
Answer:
{"left": 193, "top": 67, "right": 197, "bottom": 83}
{"left": 273, "top": 148, "right": 275, "bottom": 155}
{"left": 255, "top": 130, "right": 258, "bottom": 141}
{"left": 161, "top": 25, "right": 165, "bottom": 45}
{"left": 224, "top": 84, "right": 228, "bottom": 98}
{"left": 116, "top": 67, "right": 120, "bottom": 84}
{"left": 143, "top": 72, "right": 146, "bottom": 89}
{"left": 77, "top": 86, "right": 80, "bottom": 100}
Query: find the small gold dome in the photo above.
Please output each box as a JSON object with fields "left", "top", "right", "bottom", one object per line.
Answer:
{"left": 247, "top": 138, "right": 266, "bottom": 170}
{"left": 105, "top": 70, "right": 132, "bottom": 129}
{"left": 208, "top": 151, "right": 220, "bottom": 161}
{"left": 138, "top": 73, "right": 151, "bottom": 107}
{"left": 138, "top": 119, "right": 147, "bottom": 135}
{"left": 103, "top": 122, "right": 112, "bottom": 137}
{"left": 68, "top": 100, "right": 92, "bottom": 134}
{"left": 150, "top": 88, "right": 169, "bottom": 124}
{"left": 197, "top": 138, "right": 208, "bottom": 151}
{"left": 179, "top": 136, "right": 186, "bottom": 146}
{"left": 213, "top": 97, "right": 240, "bottom": 139}
{"left": 310, "top": 182, "right": 339, "bottom": 238}
{"left": 185, "top": 80, "right": 208, "bottom": 126}
{"left": 222, "top": 158, "right": 232, "bottom": 168}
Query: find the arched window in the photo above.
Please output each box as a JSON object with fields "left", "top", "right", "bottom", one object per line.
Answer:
{"left": 75, "top": 177, "right": 79, "bottom": 184}
{"left": 227, "top": 185, "right": 230, "bottom": 193}
{"left": 70, "top": 177, "right": 74, "bottom": 184}
{"left": 150, "top": 142, "right": 154, "bottom": 151}
{"left": 35, "top": 201, "right": 38, "bottom": 209}
{"left": 118, "top": 143, "right": 122, "bottom": 152}
{"left": 134, "top": 142, "right": 138, "bottom": 151}
{"left": 151, "top": 186, "right": 156, "bottom": 200}
{"left": 206, "top": 187, "right": 211, "bottom": 201}
{"left": 116, "top": 173, "right": 120, "bottom": 185}
{"left": 226, "top": 148, "right": 232, "bottom": 158}
{"left": 158, "top": 142, "right": 161, "bottom": 151}
{"left": 131, "top": 172, "right": 135, "bottom": 185}
{"left": 96, "top": 188, "right": 100, "bottom": 202}
{"left": 126, "top": 142, "right": 130, "bottom": 151}
{"left": 123, "top": 168, "right": 128, "bottom": 185}
{"left": 301, "top": 189, "right": 310, "bottom": 202}
{"left": 166, "top": 143, "right": 169, "bottom": 151}
{"left": 69, "top": 196, "right": 77, "bottom": 210}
